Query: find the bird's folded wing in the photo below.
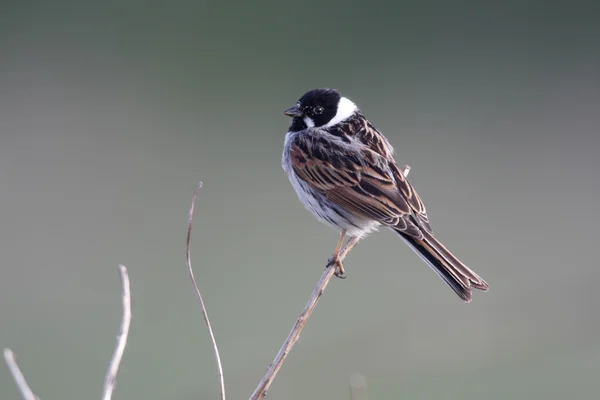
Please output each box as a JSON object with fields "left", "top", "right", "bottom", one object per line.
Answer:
{"left": 289, "top": 137, "right": 426, "bottom": 237}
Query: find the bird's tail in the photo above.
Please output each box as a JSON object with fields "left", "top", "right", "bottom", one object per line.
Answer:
{"left": 394, "top": 229, "right": 489, "bottom": 302}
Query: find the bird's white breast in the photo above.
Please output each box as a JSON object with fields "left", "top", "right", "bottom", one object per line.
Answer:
{"left": 282, "top": 130, "right": 380, "bottom": 238}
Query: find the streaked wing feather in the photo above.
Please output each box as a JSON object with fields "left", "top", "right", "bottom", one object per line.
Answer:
{"left": 338, "top": 117, "right": 433, "bottom": 233}
{"left": 391, "top": 160, "right": 432, "bottom": 233}
{"left": 290, "top": 137, "right": 423, "bottom": 238}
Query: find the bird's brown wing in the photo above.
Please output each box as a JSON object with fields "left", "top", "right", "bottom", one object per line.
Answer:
{"left": 329, "top": 115, "right": 433, "bottom": 233}
{"left": 289, "top": 134, "right": 424, "bottom": 238}
{"left": 389, "top": 161, "right": 432, "bottom": 233}
{"left": 359, "top": 118, "right": 433, "bottom": 233}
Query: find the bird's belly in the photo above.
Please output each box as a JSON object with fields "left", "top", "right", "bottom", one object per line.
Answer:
{"left": 282, "top": 132, "right": 378, "bottom": 238}
{"left": 288, "top": 173, "right": 379, "bottom": 238}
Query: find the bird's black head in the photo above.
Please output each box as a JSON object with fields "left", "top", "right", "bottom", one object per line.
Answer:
{"left": 284, "top": 88, "right": 357, "bottom": 132}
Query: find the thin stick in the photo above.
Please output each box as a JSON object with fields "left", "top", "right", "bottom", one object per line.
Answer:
{"left": 249, "top": 262, "right": 337, "bottom": 399}
{"left": 401, "top": 164, "right": 411, "bottom": 177}
{"left": 250, "top": 167, "right": 410, "bottom": 399}
{"left": 3, "top": 349, "right": 38, "bottom": 400}
{"left": 187, "top": 181, "right": 226, "bottom": 400}
{"left": 101, "top": 264, "right": 132, "bottom": 400}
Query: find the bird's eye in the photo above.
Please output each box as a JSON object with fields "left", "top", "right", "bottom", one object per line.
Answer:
{"left": 314, "top": 106, "right": 324, "bottom": 115}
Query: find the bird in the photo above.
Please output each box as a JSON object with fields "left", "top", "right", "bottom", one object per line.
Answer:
{"left": 281, "top": 88, "right": 489, "bottom": 302}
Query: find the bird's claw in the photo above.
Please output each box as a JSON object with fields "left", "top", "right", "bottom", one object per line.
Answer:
{"left": 326, "top": 257, "right": 347, "bottom": 279}
{"left": 334, "top": 269, "right": 347, "bottom": 279}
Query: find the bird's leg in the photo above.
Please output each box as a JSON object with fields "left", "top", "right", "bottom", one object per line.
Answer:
{"left": 326, "top": 230, "right": 347, "bottom": 279}
{"left": 331, "top": 236, "right": 360, "bottom": 279}
{"left": 338, "top": 236, "right": 360, "bottom": 261}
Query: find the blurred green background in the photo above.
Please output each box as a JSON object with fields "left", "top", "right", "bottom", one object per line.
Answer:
{"left": 1, "top": 1, "right": 599, "bottom": 399}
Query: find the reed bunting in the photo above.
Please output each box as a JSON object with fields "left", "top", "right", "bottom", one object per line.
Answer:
{"left": 282, "top": 88, "right": 488, "bottom": 302}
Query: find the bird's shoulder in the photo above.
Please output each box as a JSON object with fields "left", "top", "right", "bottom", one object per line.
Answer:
{"left": 323, "top": 113, "right": 395, "bottom": 159}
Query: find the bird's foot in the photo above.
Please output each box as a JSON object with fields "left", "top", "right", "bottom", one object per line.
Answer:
{"left": 326, "top": 256, "right": 346, "bottom": 279}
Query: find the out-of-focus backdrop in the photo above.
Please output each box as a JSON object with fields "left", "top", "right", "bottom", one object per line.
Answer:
{"left": 1, "top": 1, "right": 599, "bottom": 399}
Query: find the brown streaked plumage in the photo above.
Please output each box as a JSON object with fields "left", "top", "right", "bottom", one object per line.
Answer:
{"left": 282, "top": 88, "right": 488, "bottom": 302}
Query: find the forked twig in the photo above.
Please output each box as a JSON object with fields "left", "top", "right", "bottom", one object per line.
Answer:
{"left": 4, "top": 165, "right": 409, "bottom": 400}
{"left": 187, "top": 181, "right": 226, "bottom": 400}
{"left": 102, "top": 264, "right": 132, "bottom": 400}
{"left": 250, "top": 165, "right": 411, "bottom": 399}
{"left": 4, "top": 265, "right": 132, "bottom": 400}
{"left": 3, "top": 349, "right": 38, "bottom": 400}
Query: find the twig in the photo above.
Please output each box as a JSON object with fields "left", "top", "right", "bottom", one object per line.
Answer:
{"left": 3, "top": 349, "right": 39, "bottom": 400}
{"left": 250, "top": 166, "right": 411, "bottom": 399}
{"left": 249, "top": 262, "right": 337, "bottom": 399}
{"left": 187, "top": 181, "right": 226, "bottom": 400}
{"left": 401, "top": 164, "right": 411, "bottom": 177}
{"left": 5, "top": 265, "right": 133, "bottom": 400}
{"left": 101, "top": 264, "right": 132, "bottom": 400}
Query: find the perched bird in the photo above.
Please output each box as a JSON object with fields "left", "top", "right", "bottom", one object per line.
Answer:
{"left": 281, "top": 88, "right": 488, "bottom": 302}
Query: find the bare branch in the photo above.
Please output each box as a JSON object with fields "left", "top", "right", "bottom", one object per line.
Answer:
{"left": 249, "top": 263, "right": 336, "bottom": 399}
{"left": 3, "top": 349, "right": 39, "bottom": 400}
{"left": 187, "top": 181, "right": 226, "bottom": 400}
{"left": 101, "top": 264, "right": 132, "bottom": 400}
{"left": 250, "top": 165, "right": 410, "bottom": 400}
{"left": 5, "top": 265, "right": 132, "bottom": 400}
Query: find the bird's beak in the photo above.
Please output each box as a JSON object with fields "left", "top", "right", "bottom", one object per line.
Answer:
{"left": 284, "top": 105, "right": 303, "bottom": 118}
